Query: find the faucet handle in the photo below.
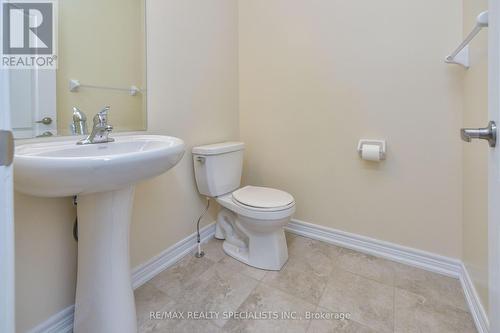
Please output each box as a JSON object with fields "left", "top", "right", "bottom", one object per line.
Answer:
{"left": 71, "top": 107, "right": 88, "bottom": 135}
{"left": 72, "top": 107, "right": 87, "bottom": 121}
{"left": 94, "top": 106, "right": 111, "bottom": 125}
{"left": 99, "top": 106, "right": 110, "bottom": 114}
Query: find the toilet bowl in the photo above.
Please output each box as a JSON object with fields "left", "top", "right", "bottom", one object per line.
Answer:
{"left": 216, "top": 186, "right": 295, "bottom": 270}
{"left": 192, "top": 142, "right": 295, "bottom": 270}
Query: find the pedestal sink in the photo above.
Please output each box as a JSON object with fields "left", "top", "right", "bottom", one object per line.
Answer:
{"left": 14, "top": 135, "right": 185, "bottom": 333}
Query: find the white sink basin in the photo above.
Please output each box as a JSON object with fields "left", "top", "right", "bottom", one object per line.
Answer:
{"left": 14, "top": 134, "right": 185, "bottom": 333}
{"left": 14, "top": 135, "right": 185, "bottom": 197}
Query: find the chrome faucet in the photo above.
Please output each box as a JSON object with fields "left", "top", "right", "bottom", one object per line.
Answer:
{"left": 77, "top": 106, "right": 114, "bottom": 145}
{"left": 71, "top": 107, "right": 88, "bottom": 135}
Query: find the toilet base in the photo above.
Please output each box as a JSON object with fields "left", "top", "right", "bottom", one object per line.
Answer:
{"left": 215, "top": 220, "right": 226, "bottom": 240}
{"left": 222, "top": 241, "right": 250, "bottom": 266}
{"left": 217, "top": 209, "right": 289, "bottom": 271}
{"left": 222, "top": 230, "right": 288, "bottom": 271}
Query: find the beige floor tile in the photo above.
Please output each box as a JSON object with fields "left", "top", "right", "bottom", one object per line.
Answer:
{"left": 140, "top": 261, "right": 259, "bottom": 331}
{"left": 319, "top": 268, "right": 394, "bottom": 333}
{"left": 335, "top": 247, "right": 396, "bottom": 286}
{"left": 287, "top": 235, "right": 341, "bottom": 273}
{"left": 148, "top": 254, "right": 215, "bottom": 299}
{"left": 262, "top": 255, "right": 330, "bottom": 305}
{"left": 307, "top": 319, "right": 376, "bottom": 333}
{"left": 286, "top": 231, "right": 298, "bottom": 241}
{"left": 170, "top": 319, "right": 222, "bottom": 333}
{"left": 307, "top": 306, "right": 376, "bottom": 333}
{"left": 223, "top": 283, "right": 315, "bottom": 333}
{"left": 393, "top": 263, "right": 469, "bottom": 312}
{"left": 134, "top": 283, "right": 176, "bottom": 333}
{"left": 394, "top": 288, "right": 477, "bottom": 333}
{"left": 182, "top": 262, "right": 260, "bottom": 328}
{"left": 196, "top": 237, "right": 227, "bottom": 263}
{"left": 139, "top": 317, "right": 178, "bottom": 333}
{"left": 137, "top": 309, "right": 197, "bottom": 332}
{"left": 217, "top": 255, "right": 268, "bottom": 281}
{"left": 136, "top": 233, "right": 473, "bottom": 333}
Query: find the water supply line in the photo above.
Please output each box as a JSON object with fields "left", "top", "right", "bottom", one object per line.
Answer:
{"left": 73, "top": 195, "right": 78, "bottom": 242}
{"left": 195, "top": 197, "right": 210, "bottom": 258}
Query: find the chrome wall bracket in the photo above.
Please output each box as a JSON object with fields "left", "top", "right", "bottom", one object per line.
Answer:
{"left": 461, "top": 121, "right": 497, "bottom": 147}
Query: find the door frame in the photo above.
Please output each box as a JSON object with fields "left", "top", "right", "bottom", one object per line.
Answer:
{"left": 0, "top": 3, "right": 15, "bottom": 331}
{"left": 489, "top": 0, "right": 500, "bottom": 331}
{"left": 0, "top": 57, "right": 16, "bottom": 333}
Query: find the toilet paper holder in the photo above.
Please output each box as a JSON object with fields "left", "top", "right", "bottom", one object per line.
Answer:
{"left": 357, "top": 139, "right": 386, "bottom": 160}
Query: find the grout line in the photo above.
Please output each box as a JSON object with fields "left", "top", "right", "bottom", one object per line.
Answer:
{"left": 331, "top": 253, "right": 398, "bottom": 288}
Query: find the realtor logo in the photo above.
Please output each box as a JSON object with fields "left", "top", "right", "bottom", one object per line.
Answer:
{"left": 1, "top": 0, "right": 57, "bottom": 68}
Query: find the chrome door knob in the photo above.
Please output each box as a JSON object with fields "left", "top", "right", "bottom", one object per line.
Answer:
{"left": 35, "top": 117, "right": 52, "bottom": 125}
{"left": 36, "top": 131, "right": 54, "bottom": 138}
{"left": 461, "top": 121, "right": 497, "bottom": 147}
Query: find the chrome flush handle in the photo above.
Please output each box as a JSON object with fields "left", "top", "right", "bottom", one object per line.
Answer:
{"left": 460, "top": 121, "right": 497, "bottom": 147}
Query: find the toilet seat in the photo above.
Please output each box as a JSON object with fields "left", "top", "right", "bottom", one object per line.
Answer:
{"left": 217, "top": 191, "right": 295, "bottom": 221}
{"left": 232, "top": 186, "right": 294, "bottom": 210}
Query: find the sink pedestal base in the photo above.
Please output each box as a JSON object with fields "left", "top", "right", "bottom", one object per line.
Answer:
{"left": 74, "top": 186, "right": 137, "bottom": 333}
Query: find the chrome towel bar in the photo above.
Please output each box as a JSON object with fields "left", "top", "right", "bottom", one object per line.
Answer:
{"left": 445, "top": 11, "right": 488, "bottom": 68}
{"left": 69, "top": 79, "right": 143, "bottom": 96}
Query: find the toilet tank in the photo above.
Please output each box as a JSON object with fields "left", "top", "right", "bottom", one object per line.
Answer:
{"left": 192, "top": 142, "right": 245, "bottom": 197}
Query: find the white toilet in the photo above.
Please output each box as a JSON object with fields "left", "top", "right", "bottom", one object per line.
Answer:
{"left": 192, "top": 142, "right": 295, "bottom": 270}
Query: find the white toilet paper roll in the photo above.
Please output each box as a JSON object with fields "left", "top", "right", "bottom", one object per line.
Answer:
{"left": 361, "top": 144, "right": 381, "bottom": 161}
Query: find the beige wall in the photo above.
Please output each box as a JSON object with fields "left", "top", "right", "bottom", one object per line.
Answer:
{"left": 462, "top": 0, "right": 489, "bottom": 313}
{"left": 15, "top": 194, "right": 76, "bottom": 333}
{"left": 56, "top": 0, "right": 146, "bottom": 135}
{"left": 239, "top": 0, "right": 464, "bottom": 258}
{"left": 16, "top": 0, "right": 489, "bottom": 330}
{"left": 130, "top": 0, "right": 239, "bottom": 267}
{"left": 15, "top": 0, "right": 239, "bottom": 331}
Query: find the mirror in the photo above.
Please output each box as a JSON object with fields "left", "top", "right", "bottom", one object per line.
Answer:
{"left": 8, "top": 0, "right": 146, "bottom": 139}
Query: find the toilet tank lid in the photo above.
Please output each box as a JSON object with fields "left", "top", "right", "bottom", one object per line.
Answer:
{"left": 192, "top": 142, "right": 245, "bottom": 155}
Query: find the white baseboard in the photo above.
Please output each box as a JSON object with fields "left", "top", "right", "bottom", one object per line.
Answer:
{"left": 460, "top": 262, "right": 489, "bottom": 333}
{"left": 27, "top": 305, "right": 74, "bottom": 333}
{"left": 286, "top": 218, "right": 489, "bottom": 333}
{"left": 286, "top": 219, "right": 462, "bottom": 277}
{"left": 131, "top": 222, "right": 216, "bottom": 289}
{"left": 28, "top": 222, "right": 216, "bottom": 333}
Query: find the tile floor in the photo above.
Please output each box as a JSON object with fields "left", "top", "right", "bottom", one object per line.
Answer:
{"left": 135, "top": 233, "right": 477, "bottom": 333}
